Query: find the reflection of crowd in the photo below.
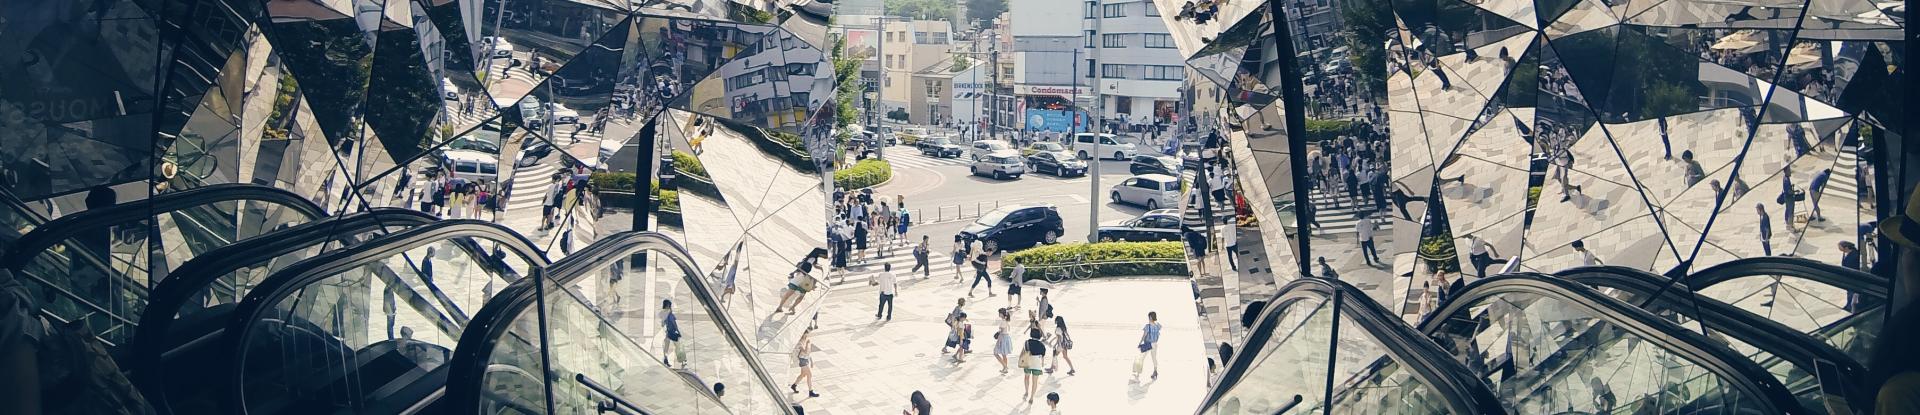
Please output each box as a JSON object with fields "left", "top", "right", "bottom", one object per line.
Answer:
{"left": 402, "top": 168, "right": 505, "bottom": 221}
{"left": 1172, "top": 0, "right": 1225, "bottom": 24}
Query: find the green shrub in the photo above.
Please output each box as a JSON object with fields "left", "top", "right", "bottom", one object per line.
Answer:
{"left": 1304, "top": 118, "right": 1355, "bottom": 142}
{"left": 590, "top": 172, "right": 637, "bottom": 192}
{"left": 649, "top": 180, "right": 680, "bottom": 212}
{"left": 671, "top": 150, "right": 707, "bottom": 178}
{"left": 834, "top": 159, "right": 893, "bottom": 189}
{"left": 999, "top": 242, "right": 1189, "bottom": 282}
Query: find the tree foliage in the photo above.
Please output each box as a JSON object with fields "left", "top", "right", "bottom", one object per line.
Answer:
{"left": 1339, "top": 0, "right": 1394, "bottom": 97}
{"left": 886, "top": 0, "right": 954, "bottom": 20}
{"left": 967, "top": 0, "right": 1008, "bottom": 23}
{"left": 831, "top": 37, "right": 863, "bottom": 139}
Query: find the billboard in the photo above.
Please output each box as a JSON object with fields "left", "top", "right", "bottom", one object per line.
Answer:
{"left": 844, "top": 29, "right": 878, "bottom": 61}
{"left": 1024, "top": 109, "right": 1088, "bottom": 133}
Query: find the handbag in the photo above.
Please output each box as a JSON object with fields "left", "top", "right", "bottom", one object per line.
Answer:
{"left": 795, "top": 272, "right": 818, "bottom": 291}
{"left": 1138, "top": 341, "right": 1153, "bottom": 352}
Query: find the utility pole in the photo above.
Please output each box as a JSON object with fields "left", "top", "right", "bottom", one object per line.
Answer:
{"left": 1086, "top": 0, "right": 1106, "bottom": 242}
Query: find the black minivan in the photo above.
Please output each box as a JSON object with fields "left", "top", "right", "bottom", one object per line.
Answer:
{"left": 959, "top": 203, "right": 1066, "bottom": 251}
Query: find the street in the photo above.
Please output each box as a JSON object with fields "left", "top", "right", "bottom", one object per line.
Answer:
{"left": 869, "top": 144, "right": 1153, "bottom": 253}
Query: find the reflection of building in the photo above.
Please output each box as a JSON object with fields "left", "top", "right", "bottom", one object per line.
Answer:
{"left": 716, "top": 26, "right": 828, "bottom": 129}
{"left": 1280, "top": 0, "right": 1342, "bottom": 53}
{"left": 878, "top": 20, "right": 954, "bottom": 119}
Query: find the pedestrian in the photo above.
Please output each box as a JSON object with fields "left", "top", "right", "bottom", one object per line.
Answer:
{"left": 1046, "top": 392, "right": 1061, "bottom": 414}
{"left": 1810, "top": 168, "right": 1831, "bottom": 221}
{"left": 1007, "top": 263, "right": 1026, "bottom": 309}
{"left": 418, "top": 247, "right": 436, "bottom": 286}
{"left": 873, "top": 263, "right": 898, "bottom": 321}
{"left": 661, "top": 299, "right": 682, "bottom": 367}
{"left": 773, "top": 253, "right": 821, "bottom": 315}
{"left": 1657, "top": 116, "right": 1673, "bottom": 159}
{"left": 1467, "top": 234, "right": 1501, "bottom": 278}
{"left": 1036, "top": 288, "right": 1054, "bottom": 321}
{"left": 1572, "top": 239, "right": 1603, "bottom": 266}
{"left": 951, "top": 313, "right": 974, "bottom": 363}
{"left": 1222, "top": 220, "right": 1239, "bottom": 271}
{"left": 790, "top": 327, "right": 820, "bottom": 398}
{"left": 942, "top": 298, "right": 966, "bottom": 354}
{"left": 853, "top": 218, "right": 870, "bottom": 262}
{"left": 912, "top": 236, "right": 932, "bottom": 277}
{"left": 1317, "top": 257, "right": 1338, "bottom": 279}
{"left": 896, "top": 204, "right": 912, "bottom": 247}
{"left": 994, "top": 307, "right": 1014, "bottom": 374}
{"left": 951, "top": 235, "right": 970, "bottom": 281}
{"left": 1021, "top": 329, "right": 1048, "bottom": 403}
{"left": 1049, "top": 316, "right": 1077, "bottom": 375}
{"left": 903, "top": 391, "right": 932, "bottom": 415}
{"left": 1133, "top": 311, "right": 1162, "bottom": 380}
{"left": 969, "top": 249, "right": 994, "bottom": 297}
{"left": 1681, "top": 150, "right": 1706, "bottom": 187}
{"left": 1780, "top": 173, "right": 1800, "bottom": 232}
{"left": 1757, "top": 204, "right": 1774, "bottom": 256}
{"left": 1184, "top": 227, "right": 1209, "bottom": 277}
{"left": 1356, "top": 213, "right": 1380, "bottom": 266}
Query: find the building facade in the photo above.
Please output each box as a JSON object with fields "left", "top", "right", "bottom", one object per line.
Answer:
{"left": 878, "top": 19, "right": 954, "bottom": 121}
{"left": 1012, "top": 0, "right": 1184, "bottom": 134}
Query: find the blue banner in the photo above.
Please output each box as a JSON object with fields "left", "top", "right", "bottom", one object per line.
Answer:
{"left": 1024, "top": 109, "right": 1087, "bottom": 133}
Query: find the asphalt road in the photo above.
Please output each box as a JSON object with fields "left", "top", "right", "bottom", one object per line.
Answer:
{"left": 866, "top": 144, "right": 1150, "bottom": 254}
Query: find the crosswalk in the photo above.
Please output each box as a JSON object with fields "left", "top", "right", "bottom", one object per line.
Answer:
{"left": 877, "top": 149, "right": 972, "bottom": 169}
{"left": 819, "top": 241, "right": 966, "bottom": 287}
{"left": 1826, "top": 145, "right": 1864, "bottom": 201}
{"left": 1303, "top": 185, "right": 1396, "bottom": 236}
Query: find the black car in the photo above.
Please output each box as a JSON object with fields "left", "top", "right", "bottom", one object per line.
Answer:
{"left": 1026, "top": 151, "right": 1087, "bottom": 177}
{"left": 918, "top": 138, "right": 964, "bottom": 158}
{"left": 1096, "top": 209, "right": 1184, "bottom": 242}
{"left": 960, "top": 203, "right": 1066, "bottom": 251}
{"left": 1129, "top": 155, "right": 1182, "bottom": 176}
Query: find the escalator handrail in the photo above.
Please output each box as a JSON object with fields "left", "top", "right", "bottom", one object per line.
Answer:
{"left": 221, "top": 220, "right": 548, "bottom": 413}
{"left": 1687, "top": 257, "right": 1887, "bottom": 301}
{"left": 2, "top": 183, "right": 328, "bottom": 269}
{"left": 1418, "top": 273, "right": 1814, "bottom": 415}
{"left": 1558, "top": 266, "right": 1872, "bottom": 411}
{"left": 445, "top": 231, "right": 799, "bottom": 415}
{"left": 130, "top": 208, "right": 438, "bottom": 405}
{"left": 1199, "top": 277, "right": 1506, "bottom": 415}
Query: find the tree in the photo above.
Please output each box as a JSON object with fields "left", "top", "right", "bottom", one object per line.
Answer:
{"left": 967, "top": 0, "right": 1008, "bottom": 23}
{"left": 831, "top": 37, "right": 863, "bottom": 141}
{"left": 1339, "top": 0, "right": 1393, "bottom": 97}
{"left": 886, "top": 0, "right": 954, "bottom": 20}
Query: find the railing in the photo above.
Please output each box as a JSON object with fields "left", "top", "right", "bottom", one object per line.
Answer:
{"left": 910, "top": 201, "right": 1002, "bottom": 224}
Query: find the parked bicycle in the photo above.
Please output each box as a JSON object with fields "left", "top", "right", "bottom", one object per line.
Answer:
{"left": 1045, "top": 254, "right": 1097, "bottom": 283}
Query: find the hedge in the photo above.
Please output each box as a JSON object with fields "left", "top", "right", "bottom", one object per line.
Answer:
{"left": 650, "top": 180, "right": 680, "bottom": 212}
{"left": 590, "top": 172, "right": 637, "bottom": 193}
{"left": 671, "top": 150, "right": 707, "bottom": 178}
{"left": 1304, "top": 118, "right": 1356, "bottom": 142}
{"left": 998, "top": 242, "right": 1189, "bottom": 282}
{"left": 834, "top": 159, "right": 892, "bottom": 189}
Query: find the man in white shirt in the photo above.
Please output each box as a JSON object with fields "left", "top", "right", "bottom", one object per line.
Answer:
{"left": 1467, "top": 234, "right": 1501, "bottom": 278}
{"left": 1356, "top": 213, "right": 1381, "bottom": 266}
{"left": 1221, "top": 220, "right": 1239, "bottom": 271}
{"left": 873, "top": 263, "right": 898, "bottom": 321}
{"left": 1572, "top": 240, "right": 1602, "bottom": 266}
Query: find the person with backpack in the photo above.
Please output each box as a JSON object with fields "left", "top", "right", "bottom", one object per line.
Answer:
{"left": 950, "top": 312, "right": 974, "bottom": 364}
{"left": 896, "top": 204, "right": 912, "bottom": 248}
{"left": 942, "top": 298, "right": 966, "bottom": 354}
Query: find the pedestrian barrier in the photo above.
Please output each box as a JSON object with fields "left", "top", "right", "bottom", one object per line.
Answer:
{"left": 913, "top": 201, "right": 1002, "bottom": 224}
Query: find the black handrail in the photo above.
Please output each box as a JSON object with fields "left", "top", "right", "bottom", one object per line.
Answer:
{"left": 445, "top": 231, "right": 798, "bottom": 415}
{"left": 1558, "top": 266, "right": 1872, "bottom": 411}
{"left": 130, "top": 208, "right": 437, "bottom": 411}
{"left": 1686, "top": 257, "right": 1887, "bottom": 301}
{"left": 1418, "top": 273, "right": 1815, "bottom": 415}
{"left": 220, "top": 220, "right": 547, "bottom": 413}
{"left": 2, "top": 183, "right": 327, "bottom": 269}
{"left": 1198, "top": 277, "right": 1506, "bottom": 415}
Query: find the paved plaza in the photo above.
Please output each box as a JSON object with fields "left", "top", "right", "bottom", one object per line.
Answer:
{"left": 765, "top": 277, "right": 1208, "bottom": 414}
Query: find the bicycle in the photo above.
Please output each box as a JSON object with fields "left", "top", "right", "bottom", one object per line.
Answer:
{"left": 1045, "top": 254, "right": 1096, "bottom": 283}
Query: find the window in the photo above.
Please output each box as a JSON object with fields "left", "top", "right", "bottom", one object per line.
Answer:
{"left": 884, "top": 77, "right": 892, "bottom": 87}
{"left": 1101, "top": 64, "right": 1131, "bottom": 79}
{"left": 1083, "top": 30, "right": 1096, "bottom": 47}
{"left": 1084, "top": 1, "right": 1096, "bottom": 18}
{"left": 1144, "top": 65, "right": 1183, "bottom": 80}
{"left": 1104, "top": 3, "right": 1125, "bottom": 17}
{"left": 886, "top": 55, "right": 896, "bottom": 68}
{"left": 1145, "top": 2, "right": 1160, "bottom": 16}
{"left": 1102, "top": 33, "right": 1129, "bottom": 48}
{"left": 933, "top": 32, "right": 948, "bottom": 44}
{"left": 885, "top": 31, "right": 895, "bottom": 42}
{"left": 915, "top": 31, "right": 929, "bottom": 44}
{"left": 1144, "top": 33, "right": 1174, "bottom": 48}
{"left": 1085, "top": 59, "right": 1096, "bottom": 78}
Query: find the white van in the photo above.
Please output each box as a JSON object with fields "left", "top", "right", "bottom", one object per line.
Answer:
{"left": 442, "top": 150, "right": 500, "bottom": 183}
{"left": 1073, "top": 133, "right": 1139, "bottom": 160}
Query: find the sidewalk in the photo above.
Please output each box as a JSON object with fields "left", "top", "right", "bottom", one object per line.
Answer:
{"left": 772, "top": 277, "right": 1208, "bottom": 414}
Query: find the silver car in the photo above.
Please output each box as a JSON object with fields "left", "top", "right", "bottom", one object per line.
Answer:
{"left": 1110, "top": 174, "right": 1181, "bottom": 210}
{"left": 970, "top": 150, "right": 1026, "bottom": 180}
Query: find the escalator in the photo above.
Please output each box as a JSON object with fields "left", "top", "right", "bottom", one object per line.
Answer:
{"left": 0, "top": 183, "right": 326, "bottom": 347}
{"left": 1200, "top": 277, "right": 1506, "bottom": 414}
{"left": 1419, "top": 273, "right": 1814, "bottom": 414}
{"left": 185, "top": 220, "right": 547, "bottom": 414}
{"left": 130, "top": 208, "right": 441, "bottom": 415}
{"left": 1684, "top": 257, "right": 1887, "bottom": 362}
{"left": 1558, "top": 266, "right": 1871, "bottom": 414}
{"left": 446, "top": 231, "right": 798, "bottom": 415}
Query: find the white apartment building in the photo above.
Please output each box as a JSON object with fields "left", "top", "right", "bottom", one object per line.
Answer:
{"left": 1012, "top": 0, "right": 1185, "bottom": 133}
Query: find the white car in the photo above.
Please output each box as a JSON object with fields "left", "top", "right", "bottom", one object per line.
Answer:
{"left": 969, "top": 150, "right": 1026, "bottom": 180}
{"left": 969, "top": 139, "right": 1013, "bottom": 161}
{"left": 1110, "top": 173, "right": 1181, "bottom": 210}
{"left": 548, "top": 103, "right": 580, "bottom": 125}
{"left": 441, "top": 78, "right": 462, "bottom": 101}
{"left": 1073, "top": 133, "right": 1139, "bottom": 160}
{"left": 442, "top": 150, "right": 500, "bottom": 183}
{"left": 481, "top": 36, "right": 515, "bottom": 59}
